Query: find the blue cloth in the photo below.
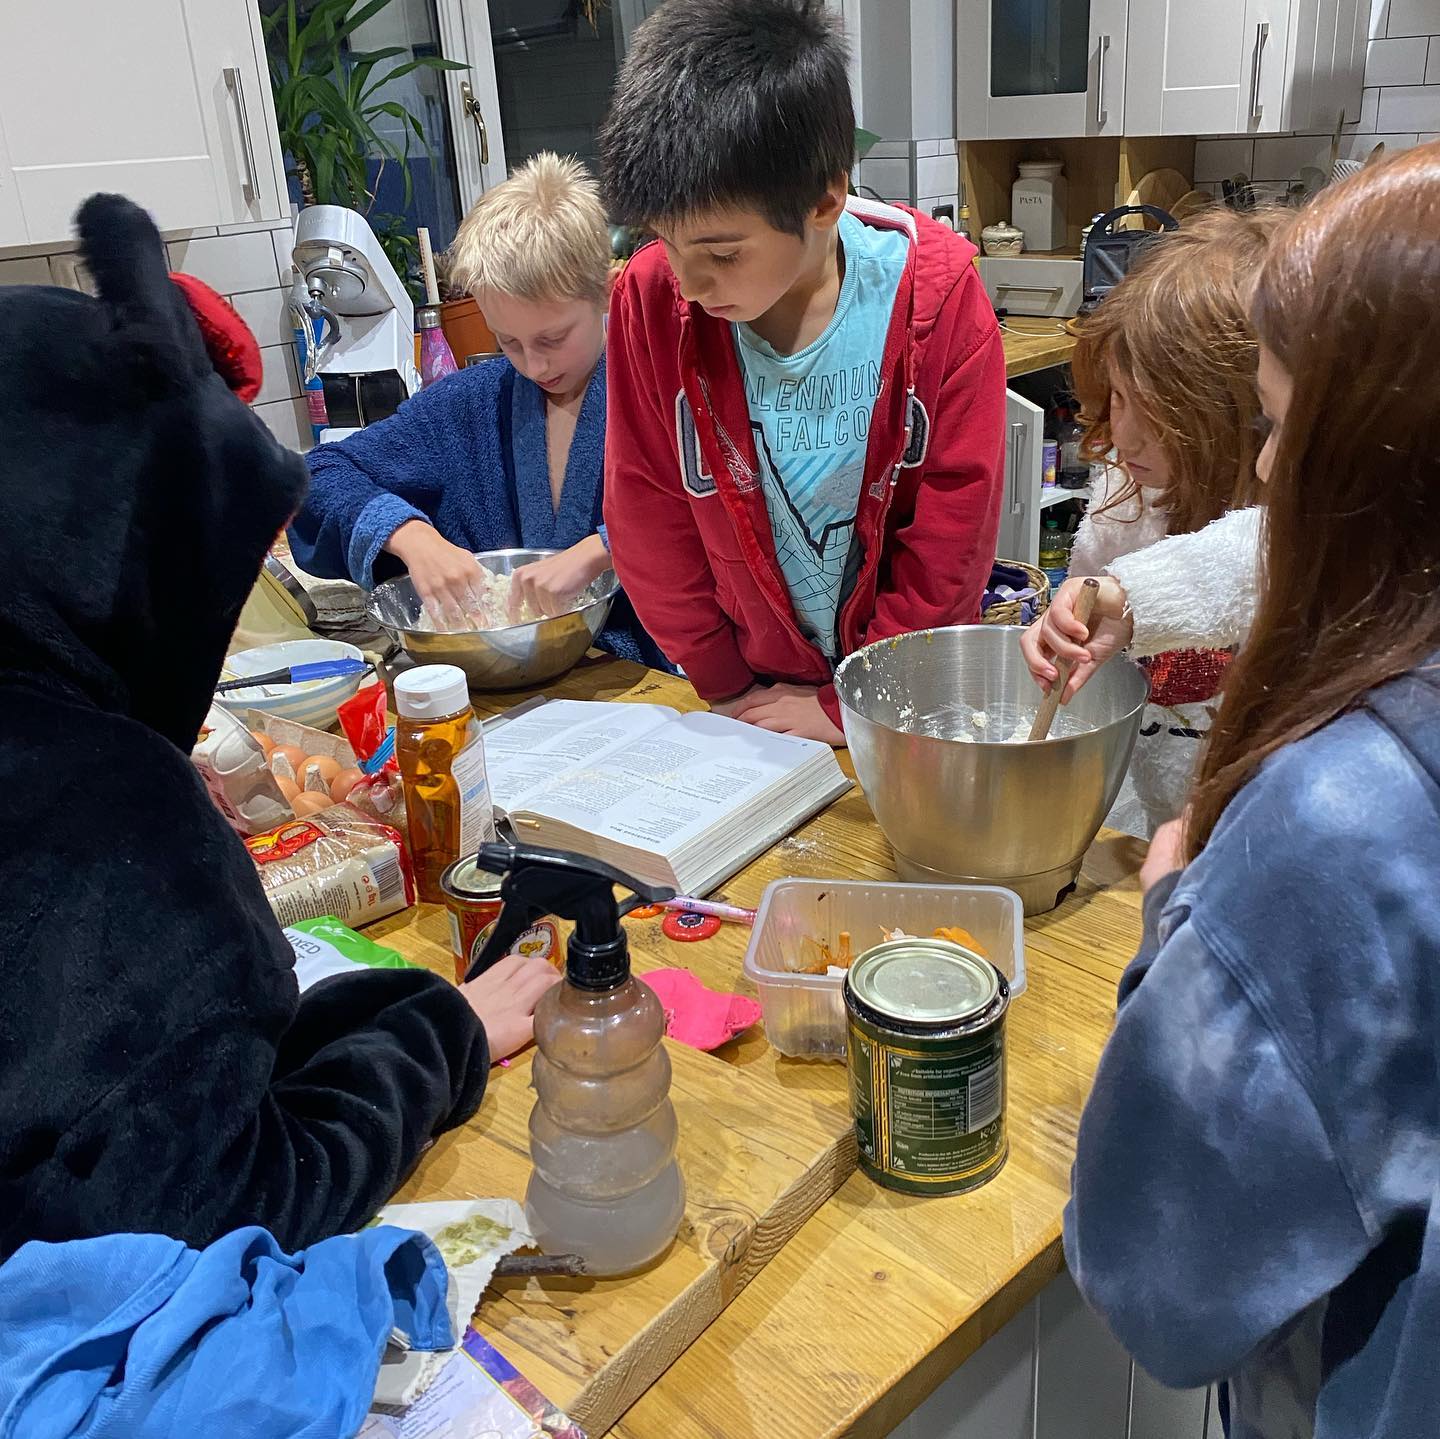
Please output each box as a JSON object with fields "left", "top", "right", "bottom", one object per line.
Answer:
{"left": 288, "top": 355, "right": 669, "bottom": 669}
{"left": 0, "top": 1225, "right": 449, "bottom": 1438}
{"left": 1065, "top": 659, "right": 1440, "bottom": 1439}
{"left": 734, "top": 210, "right": 907, "bottom": 657}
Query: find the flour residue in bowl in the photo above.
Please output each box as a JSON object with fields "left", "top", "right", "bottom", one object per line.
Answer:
{"left": 904, "top": 700, "right": 1093, "bottom": 743}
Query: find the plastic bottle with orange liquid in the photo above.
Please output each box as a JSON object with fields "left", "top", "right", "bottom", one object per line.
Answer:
{"left": 393, "top": 664, "right": 495, "bottom": 902}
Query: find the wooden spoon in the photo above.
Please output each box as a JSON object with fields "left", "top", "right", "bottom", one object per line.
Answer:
{"left": 1029, "top": 578, "right": 1100, "bottom": 742}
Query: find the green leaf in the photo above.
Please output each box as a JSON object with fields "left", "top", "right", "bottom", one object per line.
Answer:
{"left": 358, "top": 54, "right": 466, "bottom": 102}
{"left": 854, "top": 126, "right": 882, "bottom": 161}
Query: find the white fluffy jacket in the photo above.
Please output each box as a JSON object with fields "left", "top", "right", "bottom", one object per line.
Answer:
{"left": 1069, "top": 467, "right": 1262, "bottom": 832}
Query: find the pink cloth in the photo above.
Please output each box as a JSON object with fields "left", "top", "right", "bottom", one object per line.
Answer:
{"left": 638, "top": 969, "right": 762, "bottom": 1052}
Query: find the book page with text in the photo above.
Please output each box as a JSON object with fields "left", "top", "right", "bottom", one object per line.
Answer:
{"left": 513, "top": 711, "right": 828, "bottom": 855}
{"left": 484, "top": 700, "right": 677, "bottom": 812}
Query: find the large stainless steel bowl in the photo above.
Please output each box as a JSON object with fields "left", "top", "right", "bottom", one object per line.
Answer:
{"left": 369, "top": 548, "right": 619, "bottom": 690}
{"left": 835, "top": 626, "right": 1147, "bottom": 914}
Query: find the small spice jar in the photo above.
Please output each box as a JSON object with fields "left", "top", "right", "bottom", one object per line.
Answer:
{"left": 980, "top": 220, "right": 1025, "bottom": 258}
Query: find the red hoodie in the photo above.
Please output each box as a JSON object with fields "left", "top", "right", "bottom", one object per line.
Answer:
{"left": 603, "top": 199, "right": 1006, "bottom": 725}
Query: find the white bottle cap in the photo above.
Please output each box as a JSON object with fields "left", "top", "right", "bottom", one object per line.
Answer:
{"left": 393, "top": 664, "right": 471, "bottom": 721}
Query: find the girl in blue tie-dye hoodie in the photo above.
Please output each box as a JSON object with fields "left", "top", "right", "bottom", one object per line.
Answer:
{"left": 1066, "top": 142, "right": 1440, "bottom": 1439}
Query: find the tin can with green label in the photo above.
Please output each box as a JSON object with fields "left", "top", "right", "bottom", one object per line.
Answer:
{"left": 844, "top": 937, "right": 1009, "bottom": 1196}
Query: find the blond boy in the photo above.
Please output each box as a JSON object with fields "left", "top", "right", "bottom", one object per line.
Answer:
{"left": 289, "top": 154, "right": 664, "bottom": 665}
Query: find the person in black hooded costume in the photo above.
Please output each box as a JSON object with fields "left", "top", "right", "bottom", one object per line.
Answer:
{"left": 0, "top": 195, "right": 558, "bottom": 1261}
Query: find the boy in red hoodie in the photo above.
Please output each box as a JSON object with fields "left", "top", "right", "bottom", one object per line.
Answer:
{"left": 599, "top": 0, "right": 1005, "bottom": 744}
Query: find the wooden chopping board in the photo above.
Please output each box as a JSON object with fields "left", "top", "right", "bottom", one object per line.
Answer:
{"left": 1121, "top": 167, "right": 1189, "bottom": 227}
{"left": 383, "top": 908, "right": 857, "bottom": 1437}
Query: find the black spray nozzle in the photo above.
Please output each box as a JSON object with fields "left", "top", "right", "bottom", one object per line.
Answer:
{"left": 462, "top": 842, "right": 675, "bottom": 987}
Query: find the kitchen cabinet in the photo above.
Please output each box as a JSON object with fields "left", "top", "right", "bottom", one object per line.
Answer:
{"left": 0, "top": 0, "right": 286, "bottom": 247}
{"left": 998, "top": 389, "right": 1045, "bottom": 565}
{"left": 1123, "top": 0, "right": 1367, "bottom": 137}
{"left": 958, "top": 0, "right": 1129, "bottom": 141}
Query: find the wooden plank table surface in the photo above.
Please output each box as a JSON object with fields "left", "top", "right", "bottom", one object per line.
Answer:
{"left": 1000, "top": 317, "right": 1076, "bottom": 378}
{"left": 381, "top": 655, "right": 1142, "bottom": 1438}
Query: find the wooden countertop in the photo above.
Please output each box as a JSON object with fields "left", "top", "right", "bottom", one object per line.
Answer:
{"left": 381, "top": 656, "right": 1141, "bottom": 1438}
{"left": 1001, "top": 317, "right": 1076, "bottom": 378}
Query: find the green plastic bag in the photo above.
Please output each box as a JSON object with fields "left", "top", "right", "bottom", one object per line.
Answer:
{"left": 283, "top": 915, "right": 416, "bottom": 992}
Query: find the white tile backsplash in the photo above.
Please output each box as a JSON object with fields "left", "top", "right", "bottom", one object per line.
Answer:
{"left": 229, "top": 285, "right": 294, "bottom": 351}
{"left": 1193, "top": 137, "right": 1256, "bottom": 182}
{"left": 1377, "top": 81, "right": 1440, "bottom": 128}
{"left": 253, "top": 396, "right": 311, "bottom": 451}
{"left": 1366, "top": 35, "right": 1430, "bottom": 84}
{"left": 167, "top": 230, "right": 280, "bottom": 295}
{"left": 1427, "top": 36, "right": 1440, "bottom": 81}
{"left": 47, "top": 253, "right": 94, "bottom": 293}
{"left": 272, "top": 226, "right": 297, "bottom": 286}
{"left": 254, "top": 343, "right": 301, "bottom": 406}
{"left": 0, "top": 255, "right": 53, "bottom": 286}
{"left": 916, "top": 153, "right": 959, "bottom": 198}
{"left": 1251, "top": 131, "right": 1421, "bottom": 179}
{"left": 1385, "top": 0, "right": 1440, "bottom": 37}
{"left": 858, "top": 156, "right": 913, "bottom": 201}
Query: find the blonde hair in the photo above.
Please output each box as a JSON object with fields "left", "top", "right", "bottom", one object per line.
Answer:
{"left": 447, "top": 152, "right": 610, "bottom": 305}
{"left": 1071, "top": 205, "right": 1285, "bottom": 534}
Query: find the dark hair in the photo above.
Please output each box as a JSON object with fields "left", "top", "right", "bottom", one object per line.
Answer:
{"left": 599, "top": 0, "right": 854, "bottom": 237}
{"left": 1187, "top": 142, "right": 1440, "bottom": 858}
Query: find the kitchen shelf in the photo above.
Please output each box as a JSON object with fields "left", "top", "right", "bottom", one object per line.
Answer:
{"left": 1039, "top": 485, "right": 1090, "bottom": 509}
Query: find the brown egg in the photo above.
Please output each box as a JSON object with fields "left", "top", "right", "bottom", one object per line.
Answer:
{"left": 274, "top": 775, "right": 300, "bottom": 803}
{"left": 253, "top": 732, "right": 276, "bottom": 757}
{"left": 330, "top": 767, "right": 365, "bottom": 803}
{"left": 290, "top": 791, "right": 332, "bottom": 817}
{"left": 300, "top": 754, "right": 343, "bottom": 792}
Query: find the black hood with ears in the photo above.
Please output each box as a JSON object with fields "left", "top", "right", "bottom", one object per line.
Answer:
{"left": 0, "top": 193, "right": 307, "bottom": 750}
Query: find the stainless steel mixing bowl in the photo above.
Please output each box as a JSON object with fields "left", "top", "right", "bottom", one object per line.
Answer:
{"left": 368, "top": 548, "right": 620, "bottom": 691}
{"left": 835, "top": 626, "right": 1147, "bottom": 914}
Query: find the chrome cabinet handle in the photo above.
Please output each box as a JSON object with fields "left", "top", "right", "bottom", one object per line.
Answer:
{"left": 1007, "top": 421, "right": 1027, "bottom": 516}
{"left": 1095, "top": 33, "right": 1111, "bottom": 130}
{"left": 461, "top": 80, "right": 490, "bottom": 166}
{"left": 1249, "top": 22, "right": 1269, "bottom": 122}
{"left": 223, "top": 67, "right": 259, "bottom": 205}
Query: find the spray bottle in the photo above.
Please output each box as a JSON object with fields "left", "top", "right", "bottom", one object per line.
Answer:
{"left": 467, "top": 842, "right": 685, "bottom": 1276}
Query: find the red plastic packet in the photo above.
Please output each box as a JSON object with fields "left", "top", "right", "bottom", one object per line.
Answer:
{"left": 338, "top": 683, "right": 396, "bottom": 771}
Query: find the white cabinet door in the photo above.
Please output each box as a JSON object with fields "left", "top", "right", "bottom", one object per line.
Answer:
{"left": 0, "top": 113, "right": 25, "bottom": 248}
{"left": 958, "top": 0, "right": 1128, "bottom": 141}
{"left": 1124, "top": 0, "right": 1298, "bottom": 136}
{"left": 1287, "top": 0, "right": 1368, "bottom": 133}
{"left": 0, "top": 0, "right": 284, "bottom": 246}
{"left": 998, "top": 390, "right": 1044, "bottom": 565}
{"left": 185, "top": 0, "right": 289, "bottom": 226}
{"left": 1124, "top": 0, "right": 1252, "bottom": 135}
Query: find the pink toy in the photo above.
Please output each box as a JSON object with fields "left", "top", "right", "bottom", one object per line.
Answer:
{"left": 638, "top": 968, "right": 762, "bottom": 1052}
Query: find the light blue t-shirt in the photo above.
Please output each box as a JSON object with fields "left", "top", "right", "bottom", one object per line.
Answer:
{"left": 734, "top": 209, "right": 908, "bottom": 657}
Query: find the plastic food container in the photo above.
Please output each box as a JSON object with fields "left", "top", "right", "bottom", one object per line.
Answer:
{"left": 742, "top": 879, "right": 1026, "bottom": 1060}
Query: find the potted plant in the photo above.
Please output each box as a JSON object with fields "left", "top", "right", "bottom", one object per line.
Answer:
{"left": 262, "top": 0, "right": 466, "bottom": 296}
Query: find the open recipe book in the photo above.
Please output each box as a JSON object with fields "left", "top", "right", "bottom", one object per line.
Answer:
{"left": 483, "top": 699, "right": 851, "bottom": 895}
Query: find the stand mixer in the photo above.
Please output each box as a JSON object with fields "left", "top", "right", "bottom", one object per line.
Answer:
{"left": 290, "top": 205, "right": 420, "bottom": 441}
